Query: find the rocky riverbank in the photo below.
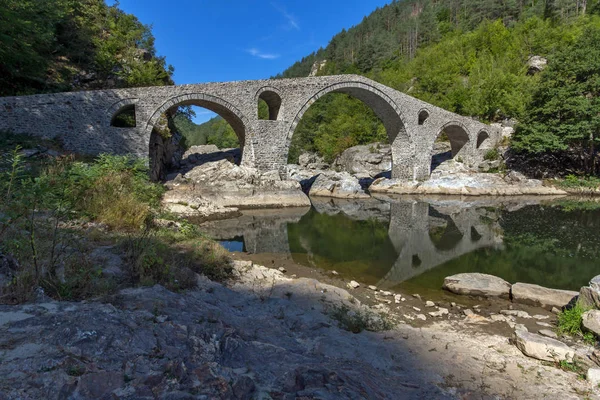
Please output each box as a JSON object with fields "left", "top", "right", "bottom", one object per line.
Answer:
{"left": 1, "top": 260, "right": 598, "bottom": 399}
{"left": 162, "top": 144, "right": 568, "bottom": 221}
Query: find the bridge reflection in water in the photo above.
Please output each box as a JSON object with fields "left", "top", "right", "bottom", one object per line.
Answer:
{"left": 199, "top": 197, "right": 505, "bottom": 288}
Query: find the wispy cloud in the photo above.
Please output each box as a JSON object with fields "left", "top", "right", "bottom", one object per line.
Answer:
{"left": 271, "top": 2, "right": 299, "bottom": 31}
{"left": 247, "top": 48, "right": 280, "bottom": 60}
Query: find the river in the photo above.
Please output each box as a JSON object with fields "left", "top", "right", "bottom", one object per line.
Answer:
{"left": 197, "top": 195, "right": 600, "bottom": 294}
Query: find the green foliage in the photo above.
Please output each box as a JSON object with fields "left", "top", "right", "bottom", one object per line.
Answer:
{"left": 0, "top": 139, "right": 232, "bottom": 303}
{"left": 484, "top": 148, "right": 500, "bottom": 161}
{"left": 288, "top": 93, "right": 387, "bottom": 163}
{"left": 512, "top": 21, "right": 600, "bottom": 174}
{"left": 0, "top": 0, "right": 173, "bottom": 96}
{"left": 64, "top": 154, "right": 164, "bottom": 230}
{"left": 328, "top": 304, "right": 395, "bottom": 333}
{"left": 275, "top": 0, "right": 600, "bottom": 168}
{"left": 558, "top": 174, "right": 600, "bottom": 189}
{"left": 557, "top": 302, "right": 590, "bottom": 336}
{"left": 204, "top": 117, "right": 240, "bottom": 149}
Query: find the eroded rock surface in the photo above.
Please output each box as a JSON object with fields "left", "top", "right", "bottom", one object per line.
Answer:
{"left": 165, "top": 158, "right": 310, "bottom": 215}
{"left": 332, "top": 143, "right": 391, "bottom": 178}
{"left": 442, "top": 273, "right": 511, "bottom": 298}
{"left": 511, "top": 283, "right": 578, "bottom": 309}
{"left": 513, "top": 330, "right": 574, "bottom": 362}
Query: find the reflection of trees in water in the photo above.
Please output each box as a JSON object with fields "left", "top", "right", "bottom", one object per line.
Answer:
{"left": 405, "top": 204, "right": 600, "bottom": 291}
{"left": 287, "top": 208, "right": 398, "bottom": 282}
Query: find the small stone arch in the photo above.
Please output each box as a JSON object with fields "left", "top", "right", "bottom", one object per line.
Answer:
{"left": 418, "top": 109, "right": 430, "bottom": 126}
{"left": 255, "top": 86, "right": 283, "bottom": 121}
{"left": 107, "top": 98, "right": 139, "bottom": 127}
{"left": 476, "top": 130, "right": 491, "bottom": 149}
{"left": 430, "top": 121, "right": 471, "bottom": 174}
{"left": 286, "top": 81, "right": 414, "bottom": 180}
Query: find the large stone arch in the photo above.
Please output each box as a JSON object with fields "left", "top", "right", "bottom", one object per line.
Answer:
{"left": 144, "top": 93, "right": 253, "bottom": 166}
{"left": 285, "top": 81, "right": 414, "bottom": 180}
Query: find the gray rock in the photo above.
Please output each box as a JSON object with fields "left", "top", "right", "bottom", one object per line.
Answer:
{"left": 513, "top": 330, "right": 574, "bottom": 362}
{"left": 587, "top": 368, "right": 600, "bottom": 386}
{"left": 511, "top": 283, "right": 578, "bottom": 309}
{"left": 527, "top": 55, "right": 548, "bottom": 74}
{"left": 348, "top": 280, "right": 360, "bottom": 289}
{"left": 582, "top": 310, "right": 600, "bottom": 337}
{"left": 309, "top": 171, "right": 370, "bottom": 199}
{"left": 538, "top": 329, "right": 558, "bottom": 339}
{"left": 443, "top": 273, "right": 511, "bottom": 298}
{"left": 333, "top": 144, "right": 391, "bottom": 178}
{"left": 580, "top": 275, "right": 600, "bottom": 309}
{"left": 500, "top": 310, "right": 531, "bottom": 319}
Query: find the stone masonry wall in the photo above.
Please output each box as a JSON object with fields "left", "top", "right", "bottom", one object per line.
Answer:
{"left": 0, "top": 75, "right": 501, "bottom": 181}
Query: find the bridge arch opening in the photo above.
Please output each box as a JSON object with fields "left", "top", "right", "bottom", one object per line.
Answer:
{"left": 111, "top": 104, "right": 136, "bottom": 128}
{"left": 476, "top": 130, "right": 491, "bottom": 149}
{"left": 286, "top": 82, "right": 412, "bottom": 180}
{"left": 145, "top": 94, "right": 249, "bottom": 181}
{"left": 418, "top": 109, "right": 429, "bottom": 126}
{"left": 257, "top": 89, "right": 282, "bottom": 121}
{"left": 430, "top": 122, "right": 470, "bottom": 174}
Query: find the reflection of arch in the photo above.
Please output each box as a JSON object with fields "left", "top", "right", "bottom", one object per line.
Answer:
{"left": 477, "top": 130, "right": 491, "bottom": 149}
{"left": 418, "top": 109, "right": 430, "bottom": 125}
{"left": 428, "top": 207, "right": 464, "bottom": 251}
{"left": 380, "top": 200, "right": 503, "bottom": 288}
{"left": 286, "top": 81, "right": 413, "bottom": 179}
{"left": 107, "top": 98, "right": 138, "bottom": 127}
{"left": 255, "top": 86, "right": 283, "bottom": 121}
{"left": 145, "top": 93, "right": 250, "bottom": 149}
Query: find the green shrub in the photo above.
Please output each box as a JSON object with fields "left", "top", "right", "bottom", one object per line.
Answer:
{"left": 328, "top": 304, "right": 395, "bottom": 333}
{"left": 557, "top": 302, "right": 591, "bottom": 337}
{"left": 484, "top": 148, "right": 500, "bottom": 161}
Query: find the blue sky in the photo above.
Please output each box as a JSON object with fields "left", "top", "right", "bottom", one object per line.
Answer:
{"left": 110, "top": 0, "right": 391, "bottom": 122}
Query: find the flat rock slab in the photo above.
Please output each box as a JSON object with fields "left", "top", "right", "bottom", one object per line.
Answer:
{"left": 513, "top": 330, "right": 574, "bottom": 362}
{"left": 443, "top": 273, "right": 511, "bottom": 298}
{"left": 582, "top": 310, "right": 600, "bottom": 337}
{"left": 511, "top": 283, "right": 578, "bottom": 309}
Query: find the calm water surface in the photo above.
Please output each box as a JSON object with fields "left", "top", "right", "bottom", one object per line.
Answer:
{"left": 199, "top": 196, "right": 600, "bottom": 292}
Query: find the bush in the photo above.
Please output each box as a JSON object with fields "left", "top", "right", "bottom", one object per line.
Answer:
{"left": 328, "top": 304, "right": 395, "bottom": 333}
{"left": 0, "top": 146, "right": 232, "bottom": 304}
{"left": 484, "top": 148, "right": 500, "bottom": 161}
{"left": 557, "top": 302, "right": 596, "bottom": 344}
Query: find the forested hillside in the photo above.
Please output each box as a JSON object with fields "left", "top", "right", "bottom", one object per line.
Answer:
{"left": 277, "top": 0, "right": 600, "bottom": 175}
{"left": 0, "top": 0, "right": 173, "bottom": 96}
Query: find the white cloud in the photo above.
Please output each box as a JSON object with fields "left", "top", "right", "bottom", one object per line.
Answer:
{"left": 247, "top": 48, "right": 280, "bottom": 60}
{"left": 271, "top": 2, "right": 299, "bottom": 31}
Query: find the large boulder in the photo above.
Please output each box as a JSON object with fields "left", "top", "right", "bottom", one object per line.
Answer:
{"left": 442, "top": 273, "right": 511, "bottom": 298}
{"left": 298, "top": 153, "right": 328, "bottom": 170}
{"left": 527, "top": 55, "right": 547, "bottom": 74}
{"left": 579, "top": 275, "right": 600, "bottom": 309}
{"left": 582, "top": 310, "right": 600, "bottom": 337}
{"left": 513, "top": 330, "right": 574, "bottom": 362}
{"left": 309, "top": 171, "right": 370, "bottom": 199}
{"left": 165, "top": 159, "right": 310, "bottom": 213}
{"left": 511, "top": 283, "right": 578, "bottom": 309}
{"left": 333, "top": 144, "right": 391, "bottom": 178}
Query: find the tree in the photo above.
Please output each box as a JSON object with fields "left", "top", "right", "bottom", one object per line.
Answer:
{"left": 512, "top": 25, "right": 600, "bottom": 174}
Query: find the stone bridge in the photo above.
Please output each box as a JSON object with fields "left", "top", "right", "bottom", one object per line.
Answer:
{"left": 0, "top": 75, "right": 500, "bottom": 180}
